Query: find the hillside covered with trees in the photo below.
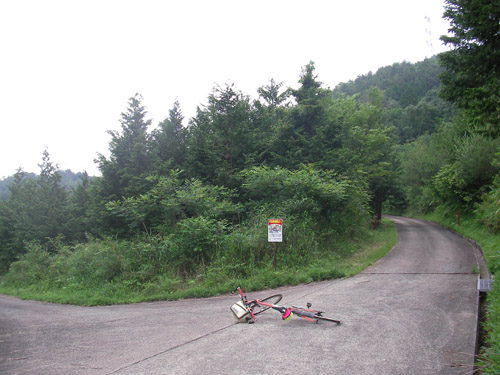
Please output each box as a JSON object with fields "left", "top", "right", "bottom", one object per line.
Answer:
{"left": 1, "top": 0, "right": 499, "bottom": 371}
{"left": 0, "top": 60, "right": 404, "bottom": 276}
{"left": 0, "top": 169, "right": 88, "bottom": 201}
{"left": 0, "top": 56, "right": 452, "bottom": 267}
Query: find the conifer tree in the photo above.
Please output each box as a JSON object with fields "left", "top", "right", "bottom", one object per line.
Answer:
{"left": 153, "top": 99, "right": 187, "bottom": 174}
{"left": 96, "top": 93, "right": 156, "bottom": 201}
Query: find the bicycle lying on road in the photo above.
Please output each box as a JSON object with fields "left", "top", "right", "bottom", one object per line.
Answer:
{"left": 231, "top": 287, "right": 341, "bottom": 325}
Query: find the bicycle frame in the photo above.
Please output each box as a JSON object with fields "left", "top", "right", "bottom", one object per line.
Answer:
{"left": 235, "top": 287, "right": 283, "bottom": 321}
{"left": 235, "top": 287, "right": 340, "bottom": 324}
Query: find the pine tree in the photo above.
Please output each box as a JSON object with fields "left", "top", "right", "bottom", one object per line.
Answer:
{"left": 185, "top": 84, "right": 254, "bottom": 187}
{"left": 96, "top": 93, "right": 156, "bottom": 201}
{"left": 153, "top": 99, "right": 187, "bottom": 174}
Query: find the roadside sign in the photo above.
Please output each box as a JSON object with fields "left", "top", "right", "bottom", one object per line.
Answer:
{"left": 268, "top": 219, "right": 282, "bottom": 242}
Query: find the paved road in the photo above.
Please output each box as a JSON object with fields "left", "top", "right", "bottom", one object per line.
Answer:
{"left": 0, "top": 217, "right": 481, "bottom": 374}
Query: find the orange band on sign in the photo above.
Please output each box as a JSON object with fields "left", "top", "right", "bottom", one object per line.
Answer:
{"left": 268, "top": 219, "right": 282, "bottom": 225}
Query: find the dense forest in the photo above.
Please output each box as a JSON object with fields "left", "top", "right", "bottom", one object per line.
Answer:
{"left": 0, "top": 56, "right": 468, "bottom": 275}
{"left": 0, "top": 58, "right": 443, "bottom": 275}
{"left": 1, "top": 0, "right": 499, "bottom": 371}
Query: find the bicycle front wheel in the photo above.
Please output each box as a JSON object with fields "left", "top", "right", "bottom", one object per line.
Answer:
{"left": 251, "top": 294, "right": 282, "bottom": 315}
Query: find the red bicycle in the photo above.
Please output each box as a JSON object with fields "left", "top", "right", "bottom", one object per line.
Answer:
{"left": 231, "top": 287, "right": 340, "bottom": 324}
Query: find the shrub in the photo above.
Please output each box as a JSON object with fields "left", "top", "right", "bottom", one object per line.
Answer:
{"left": 106, "top": 173, "right": 241, "bottom": 234}
{"left": 168, "top": 216, "right": 227, "bottom": 274}
{"left": 475, "top": 175, "right": 500, "bottom": 233}
{"left": 240, "top": 164, "right": 369, "bottom": 232}
{"left": 3, "top": 242, "right": 51, "bottom": 287}
{"left": 64, "top": 241, "right": 122, "bottom": 286}
{"left": 433, "top": 136, "right": 500, "bottom": 209}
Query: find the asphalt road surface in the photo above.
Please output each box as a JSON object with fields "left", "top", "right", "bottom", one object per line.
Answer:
{"left": 0, "top": 216, "right": 481, "bottom": 374}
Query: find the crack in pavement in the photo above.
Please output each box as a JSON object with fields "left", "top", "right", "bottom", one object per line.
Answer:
{"left": 105, "top": 323, "right": 237, "bottom": 375}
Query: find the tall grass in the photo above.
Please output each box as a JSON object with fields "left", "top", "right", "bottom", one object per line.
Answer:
{"left": 0, "top": 164, "right": 382, "bottom": 304}
{"left": 0, "top": 220, "right": 396, "bottom": 306}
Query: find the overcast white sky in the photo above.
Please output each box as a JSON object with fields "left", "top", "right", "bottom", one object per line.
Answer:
{"left": 0, "top": 0, "right": 451, "bottom": 178}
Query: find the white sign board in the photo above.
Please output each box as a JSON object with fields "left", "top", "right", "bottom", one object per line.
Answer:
{"left": 268, "top": 219, "right": 282, "bottom": 242}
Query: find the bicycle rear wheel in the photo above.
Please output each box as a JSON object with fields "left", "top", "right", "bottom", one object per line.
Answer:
{"left": 251, "top": 294, "right": 282, "bottom": 315}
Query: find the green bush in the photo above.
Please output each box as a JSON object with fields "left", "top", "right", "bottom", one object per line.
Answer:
{"left": 240, "top": 164, "right": 369, "bottom": 232}
{"left": 168, "top": 216, "right": 227, "bottom": 274}
{"left": 60, "top": 241, "right": 122, "bottom": 287}
{"left": 432, "top": 136, "right": 500, "bottom": 210}
{"left": 3, "top": 242, "right": 51, "bottom": 287}
{"left": 106, "top": 173, "right": 241, "bottom": 234}
{"left": 475, "top": 176, "right": 500, "bottom": 233}
{"left": 218, "top": 221, "right": 268, "bottom": 269}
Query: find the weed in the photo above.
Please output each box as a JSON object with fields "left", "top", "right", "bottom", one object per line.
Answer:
{"left": 0, "top": 221, "right": 396, "bottom": 306}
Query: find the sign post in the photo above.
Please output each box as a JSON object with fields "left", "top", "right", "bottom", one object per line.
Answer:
{"left": 268, "top": 219, "right": 282, "bottom": 270}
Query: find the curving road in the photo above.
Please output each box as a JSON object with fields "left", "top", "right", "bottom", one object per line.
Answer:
{"left": 0, "top": 217, "right": 481, "bottom": 374}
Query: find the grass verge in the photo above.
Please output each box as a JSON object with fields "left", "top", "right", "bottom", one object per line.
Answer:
{"left": 0, "top": 219, "right": 396, "bottom": 306}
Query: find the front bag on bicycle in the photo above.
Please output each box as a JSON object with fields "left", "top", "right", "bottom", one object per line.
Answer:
{"left": 230, "top": 301, "right": 251, "bottom": 322}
